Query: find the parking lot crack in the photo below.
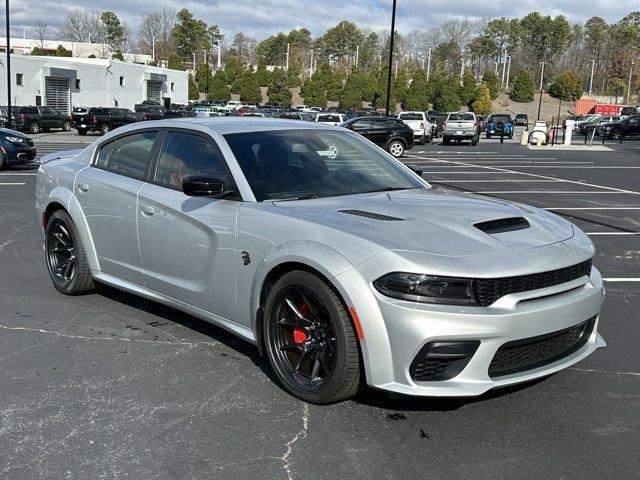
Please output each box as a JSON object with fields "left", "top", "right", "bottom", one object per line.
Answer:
{"left": 0, "top": 324, "right": 219, "bottom": 349}
{"left": 281, "top": 402, "right": 309, "bottom": 480}
{"left": 569, "top": 367, "right": 640, "bottom": 377}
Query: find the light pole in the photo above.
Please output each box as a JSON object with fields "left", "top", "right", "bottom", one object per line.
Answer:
{"left": 355, "top": 45, "right": 359, "bottom": 68}
{"left": 385, "top": 0, "right": 397, "bottom": 116}
{"left": 537, "top": 58, "right": 546, "bottom": 121}
{"left": 203, "top": 50, "right": 209, "bottom": 100}
{"left": 310, "top": 49, "right": 314, "bottom": 76}
{"left": 505, "top": 55, "right": 511, "bottom": 92}
{"left": 152, "top": 36, "right": 156, "bottom": 62}
{"left": 5, "top": 0, "right": 12, "bottom": 128}
{"left": 426, "top": 47, "right": 431, "bottom": 81}
{"left": 216, "top": 39, "right": 221, "bottom": 69}
{"left": 192, "top": 52, "right": 196, "bottom": 70}
{"left": 285, "top": 42, "right": 290, "bottom": 70}
{"left": 501, "top": 49, "right": 507, "bottom": 88}
{"left": 627, "top": 62, "right": 634, "bottom": 105}
{"left": 589, "top": 59, "right": 595, "bottom": 94}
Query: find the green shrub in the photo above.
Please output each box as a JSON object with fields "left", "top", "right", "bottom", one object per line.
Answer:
{"left": 510, "top": 69, "right": 535, "bottom": 103}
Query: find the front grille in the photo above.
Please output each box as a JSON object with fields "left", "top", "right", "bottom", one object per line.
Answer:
{"left": 474, "top": 260, "right": 592, "bottom": 307}
{"left": 488, "top": 316, "right": 596, "bottom": 378}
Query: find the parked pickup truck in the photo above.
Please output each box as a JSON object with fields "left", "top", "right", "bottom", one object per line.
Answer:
{"left": 12, "top": 106, "right": 72, "bottom": 134}
{"left": 486, "top": 114, "right": 514, "bottom": 139}
{"left": 73, "top": 107, "right": 141, "bottom": 135}
{"left": 397, "top": 111, "right": 433, "bottom": 144}
{"left": 442, "top": 112, "right": 479, "bottom": 145}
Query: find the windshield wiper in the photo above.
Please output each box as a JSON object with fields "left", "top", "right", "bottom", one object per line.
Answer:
{"left": 270, "top": 194, "right": 318, "bottom": 202}
{"left": 361, "top": 187, "right": 411, "bottom": 194}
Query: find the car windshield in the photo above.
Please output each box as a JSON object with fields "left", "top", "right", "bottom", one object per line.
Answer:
{"left": 490, "top": 115, "right": 511, "bottom": 123}
{"left": 224, "top": 129, "right": 424, "bottom": 201}
{"left": 448, "top": 113, "right": 474, "bottom": 121}
{"left": 399, "top": 113, "right": 424, "bottom": 120}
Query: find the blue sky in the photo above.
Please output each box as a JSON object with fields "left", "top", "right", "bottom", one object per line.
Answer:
{"left": 10, "top": 0, "right": 640, "bottom": 40}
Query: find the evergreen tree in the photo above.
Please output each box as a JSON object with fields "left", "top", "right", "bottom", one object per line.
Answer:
{"left": 188, "top": 76, "right": 199, "bottom": 100}
{"left": 472, "top": 82, "right": 492, "bottom": 114}
{"left": 168, "top": 53, "right": 186, "bottom": 71}
{"left": 482, "top": 70, "right": 500, "bottom": 99}
{"left": 459, "top": 68, "right": 477, "bottom": 106}
{"left": 111, "top": 50, "right": 124, "bottom": 61}
{"left": 403, "top": 70, "right": 430, "bottom": 111}
{"left": 432, "top": 79, "right": 461, "bottom": 112}
{"left": 55, "top": 45, "right": 72, "bottom": 57}
{"left": 255, "top": 62, "right": 271, "bottom": 87}
{"left": 548, "top": 70, "right": 584, "bottom": 101}
{"left": 510, "top": 69, "right": 534, "bottom": 103}
{"left": 209, "top": 70, "right": 231, "bottom": 100}
{"left": 235, "top": 71, "right": 262, "bottom": 104}
{"left": 195, "top": 64, "right": 215, "bottom": 94}
{"left": 224, "top": 56, "right": 244, "bottom": 85}
{"left": 339, "top": 70, "right": 366, "bottom": 110}
{"left": 287, "top": 62, "right": 302, "bottom": 88}
{"left": 268, "top": 68, "right": 292, "bottom": 106}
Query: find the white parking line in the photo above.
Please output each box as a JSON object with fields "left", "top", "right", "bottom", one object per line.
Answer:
{"left": 433, "top": 179, "right": 563, "bottom": 183}
{"left": 0, "top": 173, "right": 37, "bottom": 176}
{"left": 587, "top": 232, "right": 640, "bottom": 235}
{"left": 603, "top": 278, "right": 640, "bottom": 282}
{"left": 0, "top": 182, "right": 26, "bottom": 185}
{"left": 422, "top": 157, "right": 640, "bottom": 195}
{"left": 545, "top": 207, "right": 640, "bottom": 210}
{"left": 477, "top": 191, "right": 635, "bottom": 194}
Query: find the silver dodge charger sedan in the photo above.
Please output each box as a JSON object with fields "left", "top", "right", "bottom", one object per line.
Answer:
{"left": 36, "top": 118, "right": 605, "bottom": 404}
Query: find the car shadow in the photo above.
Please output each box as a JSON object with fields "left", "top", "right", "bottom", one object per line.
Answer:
{"left": 94, "top": 283, "right": 280, "bottom": 384}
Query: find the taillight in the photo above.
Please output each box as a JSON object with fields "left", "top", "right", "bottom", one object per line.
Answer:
{"left": 420, "top": 122, "right": 425, "bottom": 129}
{"left": 143, "top": 113, "right": 148, "bottom": 120}
{"left": 19, "top": 114, "right": 26, "bottom": 123}
{"left": 91, "top": 115, "right": 97, "bottom": 124}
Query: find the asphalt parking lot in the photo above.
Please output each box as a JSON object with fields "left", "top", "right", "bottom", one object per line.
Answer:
{"left": 1, "top": 129, "right": 638, "bottom": 479}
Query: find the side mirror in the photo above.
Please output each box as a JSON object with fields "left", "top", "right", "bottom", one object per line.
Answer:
{"left": 406, "top": 164, "right": 424, "bottom": 177}
{"left": 182, "top": 176, "right": 231, "bottom": 198}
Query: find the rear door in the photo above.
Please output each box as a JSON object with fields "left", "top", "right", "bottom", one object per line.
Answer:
{"left": 136, "top": 129, "right": 240, "bottom": 319}
{"left": 367, "top": 118, "right": 392, "bottom": 145}
{"left": 75, "top": 130, "right": 160, "bottom": 283}
{"left": 626, "top": 116, "right": 640, "bottom": 137}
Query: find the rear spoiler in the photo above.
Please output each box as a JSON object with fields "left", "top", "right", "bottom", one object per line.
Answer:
{"left": 40, "top": 149, "right": 84, "bottom": 164}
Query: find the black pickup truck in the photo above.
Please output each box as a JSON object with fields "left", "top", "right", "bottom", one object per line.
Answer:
{"left": 72, "top": 107, "right": 141, "bottom": 135}
{"left": 12, "top": 106, "right": 72, "bottom": 134}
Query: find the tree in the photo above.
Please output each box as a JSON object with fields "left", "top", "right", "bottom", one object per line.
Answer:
{"left": 209, "top": 70, "right": 231, "bottom": 100}
{"left": 32, "top": 21, "right": 48, "bottom": 51}
{"left": 101, "top": 11, "right": 126, "bottom": 51}
{"left": 459, "top": 68, "right": 477, "bottom": 105}
{"left": 111, "top": 50, "right": 124, "bottom": 61}
{"left": 188, "top": 75, "right": 199, "bottom": 100}
{"left": 228, "top": 32, "right": 257, "bottom": 64}
{"left": 482, "top": 70, "right": 500, "bottom": 99}
{"left": 432, "top": 79, "right": 461, "bottom": 112}
{"left": 55, "top": 45, "right": 72, "bottom": 57}
{"left": 287, "top": 62, "right": 302, "bottom": 88}
{"left": 234, "top": 71, "right": 262, "bottom": 104}
{"left": 315, "top": 21, "right": 364, "bottom": 64}
{"left": 171, "top": 8, "right": 221, "bottom": 60}
{"left": 510, "top": 69, "right": 534, "bottom": 102}
{"left": 138, "top": 8, "right": 176, "bottom": 60}
{"left": 268, "top": 68, "right": 292, "bottom": 106}
{"left": 59, "top": 9, "right": 104, "bottom": 43}
{"left": 195, "top": 64, "right": 214, "bottom": 95}
{"left": 300, "top": 78, "right": 327, "bottom": 108}
{"left": 168, "top": 53, "right": 185, "bottom": 70}
{"left": 30, "top": 47, "right": 44, "bottom": 56}
{"left": 472, "top": 82, "right": 492, "bottom": 114}
{"left": 224, "top": 56, "right": 245, "bottom": 85}
{"left": 548, "top": 70, "right": 584, "bottom": 101}
{"left": 403, "top": 70, "right": 430, "bottom": 111}
{"left": 255, "top": 61, "right": 271, "bottom": 87}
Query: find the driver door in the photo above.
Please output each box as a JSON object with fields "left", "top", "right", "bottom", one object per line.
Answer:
{"left": 136, "top": 129, "right": 240, "bottom": 321}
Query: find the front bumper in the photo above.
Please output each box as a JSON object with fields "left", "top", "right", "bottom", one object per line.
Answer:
{"left": 336, "top": 265, "right": 605, "bottom": 397}
{"left": 3, "top": 144, "right": 37, "bottom": 165}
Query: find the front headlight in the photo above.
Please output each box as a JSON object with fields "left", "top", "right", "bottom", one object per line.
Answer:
{"left": 5, "top": 136, "right": 25, "bottom": 143}
{"left": 374, "top": 272, "right": 477, "bottom": 306}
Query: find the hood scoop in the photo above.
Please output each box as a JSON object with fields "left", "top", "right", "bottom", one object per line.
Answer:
{"left": 474, "top": 217, "right": 530, "bottom": 234}
{"left": 338, "top": 209, "right": 404, "bottom": 221}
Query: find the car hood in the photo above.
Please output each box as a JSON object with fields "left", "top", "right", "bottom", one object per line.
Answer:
{"left": 273, "top": 188, "right": 574, "bottom": 257}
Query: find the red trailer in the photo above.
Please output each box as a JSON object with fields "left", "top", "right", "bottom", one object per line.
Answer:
{"left": 593, "top": 103, "right": 623, "bottom": 116}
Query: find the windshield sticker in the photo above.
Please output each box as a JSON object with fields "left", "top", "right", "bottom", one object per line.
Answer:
{"left": 316, "top": 145, "right": 339, "bottom": 159}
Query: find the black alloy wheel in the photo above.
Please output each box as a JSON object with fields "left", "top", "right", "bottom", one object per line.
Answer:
{"left": 45, "top": 210, "right": 94, "bottom": 295}
{"left": 264, "top": 271, "right": 360, "bottom": 403}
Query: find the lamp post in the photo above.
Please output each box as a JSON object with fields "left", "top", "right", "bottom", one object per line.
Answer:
{"left": 426, "top": 47, "right": 431, "bottom": 81}
{"left": 505, "top": 55, "right": 511, "bottom": 92}
{"left": 203, "top": 50, "right": 209, "bottom": 100}
{"left": 5, "top": 0, "right": 12, "bottom": 128}
{"left": 152, "top": 36, "right": 156, "bottom": 62}
{"left": 500, "top": 49, "right": 507, "bottom": 88}
{"left": 355, "top": 45, "right": 359, "bottom": 68}
{"left": 310, "top": 49, "right": 314, "bottom": 76}
{"left": 589, "top": 59, "right": 595, "bottom": 94}
{"left": 385, "top": 0, "right": 397, "bottom": 116}
{"left": 627, "top": 61, "right": 634, "bottom": 105}
{"left": 537, "top": 58, "right": 546, "bottom": 121}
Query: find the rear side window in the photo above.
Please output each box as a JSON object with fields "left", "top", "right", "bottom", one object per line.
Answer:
{"left": 103, "top": 131, "right": 158, "bottom": 180}
{"left": 154, "top": 132, "right": 230, "bottom": 190}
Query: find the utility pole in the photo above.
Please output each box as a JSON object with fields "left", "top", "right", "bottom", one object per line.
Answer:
{"left": 627, "top": 62, "right": 634, "bottom": 103}
{"left": 501, "top": 49, "right": 507, "bottom": 88}
{"left": 5, "top": 0, "right": 11, "bottom": 128}
{"left": 285, "top": 42, "right": 290, "bottom": 70}
{"left": 355, "top": 45, "right": 359, "bottom": 68}
{"left": 310, "top": 49, "right": 314, "bottom": 76}
{"left": 589, "top": 59, "right": 595, "bottom": 94}
{"left": 192, "top": 52, "right": 196, "bottom": 70}
{"left": 204, "top": 50, "right": 208, "bottom": 100}
{"left": 426, "top": 47, "right": 431, "bottom": 81}
{"left": 395, "top": 60, "right": 398, "bottom": 80}
{"left": 152, "top": 36, "right": 156, "bottom": 62}
{"left": 505, "top": 56, "right": 511, "bottom": 92}
{"left": 460, "top": 58, "right": 464, "bottom": 78}
{"left": 385, "top": 0, "right": 397, "bottom": 117}
{"left": 216, "top": 39, "right": 221, "bottom": 69}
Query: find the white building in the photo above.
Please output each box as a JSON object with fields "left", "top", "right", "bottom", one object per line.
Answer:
{"left": 0, "top": 55, "right": 189, "bottom": 113}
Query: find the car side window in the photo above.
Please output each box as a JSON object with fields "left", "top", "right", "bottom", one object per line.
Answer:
{"left": 104, "top": 131, "right": 158, "bottom": 180}
{"left": 351, "top": 119, "right": 370, "bottom": 129}
{"left": 154, "top": 131, "right": 230, "bottom": 191}
{"left": 95, "top": 140, "right": 115, "bottom": 168}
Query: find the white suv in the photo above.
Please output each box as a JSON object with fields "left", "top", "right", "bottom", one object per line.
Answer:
{"left": 226, "top": 100, "right": 243, "bottom": 111}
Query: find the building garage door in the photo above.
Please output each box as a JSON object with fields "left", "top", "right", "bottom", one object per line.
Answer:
{"left": 147, "top": 81, "right": 162, "bottom": 104}
{"left": 45, "top": 77, "right": 70, "bottom": 115}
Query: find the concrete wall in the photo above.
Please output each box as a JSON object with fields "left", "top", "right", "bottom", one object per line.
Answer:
{"left": 0, "top": 55, "right": 188, "bottom": 110}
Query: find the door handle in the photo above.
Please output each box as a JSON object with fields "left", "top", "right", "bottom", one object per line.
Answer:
{"left": 140, "top": 205, "right": 155, "bottom": 216}
{"left": 77, "top": 183, "right": 89, "bottom": 193}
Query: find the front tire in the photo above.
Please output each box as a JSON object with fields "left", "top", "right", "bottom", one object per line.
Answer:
{"left": 100, "top": 124, "right": 110, "bottom": 135}
{"left": 62, "top": 121, "right": 71, "bottom": 132}
{"left": 77, "top": 129, "right": 87, "bottom": 136}
{"left": 263, "top": 270, "right": 361, "bottom": 404}
{"left": 30, "top": 122, "right": 41, "bottom": 134}
{"left": 45, "top": 210, "right": 95, "bottom": 295}
{"left": 442, "top": 136, "right": 451, "bottom": 145}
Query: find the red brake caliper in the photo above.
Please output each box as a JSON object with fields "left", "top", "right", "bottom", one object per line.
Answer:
{"left": 293, "top": 303, "right": 308, "bottom": 343}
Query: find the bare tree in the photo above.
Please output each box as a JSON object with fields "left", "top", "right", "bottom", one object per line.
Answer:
{"left": 137, "top": 8, "right": 176, "bottom": 57}
{"left": 32, "top": 21, "right": 49, "bottom": 50}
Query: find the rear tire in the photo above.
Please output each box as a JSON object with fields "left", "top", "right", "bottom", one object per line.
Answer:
{"left": 387, "top": 140, "right": 405, "bottom": 158}
{"left": 100, "top": 124, "right": 110, "bottom": 135}
{"left": 45, "top": 210, "right": 95, "bottom": 295}
{"left": 0, "top": 151, "right": 6, "bottom": 170}
{"left": 77, "top": 129, "right": 87, "bottom": 136}
{"left": 29, "top": 122, "right": 41, "bottom": 134}
{"left": 263, "top": 270, "right": 361, "bottom": 404}
{"left": 62, "top": 121, "right": 71, "bottom": 132}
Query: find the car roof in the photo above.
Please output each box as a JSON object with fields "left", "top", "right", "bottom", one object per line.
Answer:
{"left": 108, "top": 117, "right": 337, "bottom": 135}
